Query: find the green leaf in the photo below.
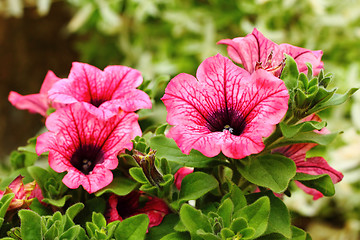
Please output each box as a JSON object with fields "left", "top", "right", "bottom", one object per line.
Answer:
{"left": 129, "top": 167, "right": 149, "bottom": 184}
{"left": 291, "top": 226, "right": 310, "bottom": 240}
{"left": 230, "top": 217, "right": 248, "bottom": 233}
{"left": 236, "top": 197, "right": 270, "bottom": 238}
{"left": 239, "top": 227, "right": 255, "bottom": 239}
{"left": 294, "top": 173, "right": 335, "bottom": 197}
{"left": 18, "top": 209, "right": 42, "bottom": 240}
{"left": 196, "top": 230, "right": 221, "bottom": 240}
{"left": 42, "top": 195, "right": 72, "bottom": 207}
{"left": 29, "top": 198, "right": 52, "bottom": 216}
{"left": 172, "top": 172, "right": 218, "bottom": 210}
{"left": 155, "top": 123, "right": 169, "bottom": 135}
{"left": 280, "top": 54, "right": 299, "bottom": 92}
{"left": 265, "top": 192, "right": 291, "bottom": 238}
{"left": 237, "top": 155, "right": 296, "bottom": 193}
{"left": 160, "top": 232, "right": 191, "bottom": 240}
{"left": 59, "top": 225, "right": 81, "bottom": 240}
{"left": 217, "top": 198, "right": 233, "bottom": 228}
{"left": 146, "top": 214, "right": 179, "bottom": 240}
{"left": 179, "top": 204, "right": 212, "bottom": 237}
{"left": 95, "top": 176, "right": 139, "bottom": 197}
{"left": 271, "top": 131, "right": 339, "bottom": 149}
{"left": 92, "top": 212, "right": 106, "bottom": 229}
{"left": 308, "top": 88, "right": 358, "bottom": 114}
{"left": 149, "top": 136, "right": 223, "bottom": 168}
{"left": 114, "top": 214, "right": 149, "bottom": 240}
{"left": 279, "top": 121, "right": 326, "bottom": 138}
{"left": 227, "top": 184, "right": 247, "bottom": 215}
{"left": 0, "top": 193, "right": 15, "bottom": 219}
{"left": 66, "top": 202, "right": 84, "bottom": 220}
{"left": 17, "top": 136, "right": 37, "bottom": 154}
{"left": 220, "top": 228, "right": 235, "bottom": 239}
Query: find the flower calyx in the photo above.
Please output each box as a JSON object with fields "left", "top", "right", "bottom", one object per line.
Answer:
{"left": 133, "top": 149, "right": 164, "bottom": 187}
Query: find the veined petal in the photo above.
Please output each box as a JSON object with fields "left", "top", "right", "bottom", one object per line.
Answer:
{"left": 36, "top": 103, "right": 141, "bottom": 193}
{"left": 280, "top": 44, "right": 324, "bottom": 75}
{"left": 167, "top": 125, "right": 223, "bottom": 157}
{"left": 296, "top": 157, "right": 343, "bottom": 183}
{"left": 218, "top": 28, "right": 282, "bottom": 73}
{"left": 163, "top": 54, "right": 289, "bottom": 159}
{"left": 49, "top": 62, "right": 151, "bottom": 119}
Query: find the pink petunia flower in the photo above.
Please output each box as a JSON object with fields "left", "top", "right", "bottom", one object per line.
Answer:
{"left": 174, "top": 167, "right": 194, "bottom": 190}
{"left": 106, "top": 191, "right": 169, "bottom": 228}
{"left": 218, "top": 28, "right": 324, "bottom": 77}
{"left": 273, "top": 115, "right": 343, "bottom": 200}
{"left": 0, "top": 175, "right": 43, "bottom": 211}
{"left": 48, "top": 62, "right": 152, "bottom": 119}
{"left": 35, "top": 103, "right": 141, "bottom": 194}
{"left": 8, "top": 71, "right": 63, "bottom": 117}
{"left": 161, "top": 54, "right": 289, "bottom": 159}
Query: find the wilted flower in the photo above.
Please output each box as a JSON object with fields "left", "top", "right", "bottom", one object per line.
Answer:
{"left": 162, "top": 54, "right": 289, "bottom": 159}
{"left": 0, "top": 175, "right": 43, "bottom": 211}
{"left": 36, "top": 103, "right": 141, "bottom": 194}
{"left": 106, "top": 191, "right": 169, "bottom": 228}
{"left": 48, "top": 62, "right": 152, "bottom": 119}
{"left": 218, "top": 28, "right": 323, "bottom": 77}
{"left": 8, "top": 71, "right": 63, "bottom": 116}
{"left": 274, "top": 115, "right": 343, "bottom": 199}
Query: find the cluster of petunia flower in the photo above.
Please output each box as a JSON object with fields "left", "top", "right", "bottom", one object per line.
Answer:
{"left": 3, "top": 28, "right": 348, "bottom": 236}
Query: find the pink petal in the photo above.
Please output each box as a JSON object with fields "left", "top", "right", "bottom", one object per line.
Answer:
{"left": 273, "top": 143, "right": 317, "bottom": 163}
{"left": 163, "top": 54, "right": 289, "bottom": 159}
{"left": 49, "top": 62, "right": 151, "bottom": 119}
{"left": 174, "top": 167, "right": 194, "bottom": 190}
{"left": 280, "top": 44, "right": 324, "bottom": 75}
{"left": 296, "top": 157, "right": 343, "bottom": 184}
{"left": 218, "top": 28, "right": 283, "bottom": 73}
{"left": 295, "top": 181, "right": 324, "bottom": 200}
{"left": 39, "top": 70, "right": 62, "bottom": 94}
{"left": 8, "top": 91, "right": 48, "bottom": 116}
{"left": 36, "top": 103, "right": 141, "bottom": 193}
{"left": 138, "top": 197, "right": 170, "bottom": 228}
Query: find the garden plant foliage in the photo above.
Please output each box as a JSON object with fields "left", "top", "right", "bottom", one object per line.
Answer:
{"left": 0, "top": 25, "right": 358, "bottom": 239}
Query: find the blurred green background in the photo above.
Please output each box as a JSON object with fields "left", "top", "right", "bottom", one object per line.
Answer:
{"left": 0, "top": 0, "right": 360, "bottom": 239}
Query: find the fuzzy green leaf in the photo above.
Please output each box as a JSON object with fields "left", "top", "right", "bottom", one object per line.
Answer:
{"left": 294, "top": 173, "right": 335, "bottom": 197}
{"left": 235, "top": 197, "right": 270, "bottom": 238}
{"left": 279, "top": 121, "right": 326, "bottom": 138}
{"left": 280, "top": 54, "right": 299, "bottom": 92}
{"left": 114, "top": 214, "right": 149, "bottom": 240}
{"left": 19, "top": 209, "right": 42, "bottom": 240}
{"left": 179, "top": 204, "right": 212, "bottom": 237}
{"left": 149, "top": 136, "right": 222, "bottom": 168}
{"left": 95, "top": 176, "right": 139, "bottom": 197}
{"left": 238, "top": 155, "right": 296, "bottom": 193}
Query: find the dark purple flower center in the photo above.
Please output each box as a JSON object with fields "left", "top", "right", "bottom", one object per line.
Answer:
{"left": 70, "top": 144, "right": 104, "bottom": 175}
{"left": 90, "top": 98, "right": 107, "bottom": 108}
{"left": 206, "top": 108, "right": 246, "bottom": 136}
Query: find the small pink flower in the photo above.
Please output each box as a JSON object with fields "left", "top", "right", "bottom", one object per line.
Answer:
{"left": 106, "top": 191, "right": 169, "bottom": 228}
{"left": 174, "top": 167, "right": 193, "bottom": 190}
{"left": 218, "top": 28, "right": 323, "bottom": 77}
{"left": 0, "top": 175, "right": 43, "bottom": 211}
{"left": 162, "top": 54, "right": 289, "bottom": 159}
{"left": 274, "top": 115, "right": 343, "bottom": 200}
{"left": 48, "top": 62, "right": 152, "bottom": 119}
{"left": 8, "top": 71, "right": 63, "bottom": 116}
{"left": 35, "top": 103, "right": 141, "bottom": 194}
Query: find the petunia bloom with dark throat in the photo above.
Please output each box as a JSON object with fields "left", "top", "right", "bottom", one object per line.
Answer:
{"left": 162, "top": 54, "right": 289, "bottom": 159}
{"left": 218, "top": 28, "right": 324, "bottom": 77}
{"left": 48, "top": 62, "right": 152, "bottom": 119}
{"left": 36, "top": 103, "right": 141, "bottom": 194}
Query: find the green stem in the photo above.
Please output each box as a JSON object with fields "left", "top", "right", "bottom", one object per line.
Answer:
{"left": 263, "top": 125, "right": 282, "bottom": 146}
